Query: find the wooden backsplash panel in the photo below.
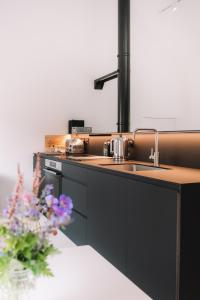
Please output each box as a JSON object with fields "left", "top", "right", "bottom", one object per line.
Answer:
{"left": 45, "top": 135, "right": 67, "bottom": 151}
{"left": 129, "top": 132, "right": 200, "bottom": 169}
{"left": 44, "top": 132, "right": 200, "bottom": 169}
{"left": 86, "top": 132, "right": 200, "bottom": 169}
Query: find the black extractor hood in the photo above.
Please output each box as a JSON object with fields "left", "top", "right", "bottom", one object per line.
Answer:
{"left": 94, "top": 0, "right": 130, "bottom": 133}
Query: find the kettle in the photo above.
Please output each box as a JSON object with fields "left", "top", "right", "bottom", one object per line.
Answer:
{"left": 110, "top": 135, "right": 127, "bottom": 161}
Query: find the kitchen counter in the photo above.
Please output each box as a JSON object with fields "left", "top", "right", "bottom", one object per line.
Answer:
{"left": 81, "top": 158, "right": 200, "bottom": 185}
{"left": 37, "top": 153, "right": 200, "bottom": 299}
{"left": 41, "top": 153, "right": 200, "bottom": 187}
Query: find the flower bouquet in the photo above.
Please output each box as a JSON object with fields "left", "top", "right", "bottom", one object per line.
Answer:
{"left": 0, "top": 154, "right": 73, "bottom": 299}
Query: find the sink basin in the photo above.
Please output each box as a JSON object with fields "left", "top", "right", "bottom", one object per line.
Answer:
{"left": 100, "top": 163, "right": 169, "bottom": 172}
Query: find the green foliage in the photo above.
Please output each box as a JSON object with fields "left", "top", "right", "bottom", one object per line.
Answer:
{"left": 0, "top": 226, "right": 8, "bottom": 237}
{"left": 0, "top": 228, "right": 59, "bottom": 277}
{"left": 20, "top": 242, "right": 59, "bottom": 276}
{"left": 0, "top": 256, "right": 12, "bottom": 276}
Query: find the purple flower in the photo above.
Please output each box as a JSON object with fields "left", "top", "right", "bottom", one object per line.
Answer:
{"left": 45, "top": 195, "right": 58, "bottom": 208}
{"left": 46, "top": 184, "right": 54, "bottom": 194}
{"left": 9, "top": 217, "right": 23, "bottom": 235}
{"left": 2, "top": 208, "right": 8, "bottom": 217}
{"left": 26, "top": 208, "right": 40, "bottom": 218}
{"left": 41, "top": 184, "right": 54, "bottom": 198}
{"left": 59, "top": 194, "right": 73, "bottom": 215}
{"left": 52, "top": 205, "right": 64, "bottom": 217}
{"left": 44, "top": 194, "right": 73, "bottom": 227}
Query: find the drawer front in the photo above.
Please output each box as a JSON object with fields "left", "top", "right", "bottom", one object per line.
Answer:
{"left": 62, "top": 177, "right": 87, "bottom": 216}
{"left": 62, "top": 163, "right": 88, "bottom": 184}
{"left": 63, "top": 210, "right": 87, "bottom": 246}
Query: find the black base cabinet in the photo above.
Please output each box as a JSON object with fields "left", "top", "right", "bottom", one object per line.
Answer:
{"left": 126, "top": 179, "right": 177, "bottom": 300}
{"left": 87, "top": 169, "right": 177, "bottom": 300}
{"left": 87, "top": 171, "right": 128, "bottom": 273}
{"left": 61, "top": 165, "right": 88, "bottom": 246}
{"left": 62, "top": 209, "right": 87, "bottom": 245}
{"left": 179, "top": 184, "right": 200, "bottom": 300}
{"left": 37, "top": 156, "right": 200, "bottom": 300}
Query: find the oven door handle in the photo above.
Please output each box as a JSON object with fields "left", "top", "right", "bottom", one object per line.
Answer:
{"left": 43, "top": 168, "right": 61, "bottom": 176}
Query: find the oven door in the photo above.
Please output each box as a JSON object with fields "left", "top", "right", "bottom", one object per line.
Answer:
{"left": 43, "top": 168, "right": 62, "bottom": 198}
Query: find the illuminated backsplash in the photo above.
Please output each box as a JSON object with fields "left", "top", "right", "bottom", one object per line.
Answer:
{"left": 45, "top": 131, "right": 200, "bottom": 169}
{"left": 44, "top": 133, "right": 132, "bottom": 153}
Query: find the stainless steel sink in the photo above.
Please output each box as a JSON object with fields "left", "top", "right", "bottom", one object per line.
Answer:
{"left": 100, "top": 163, "right": 169, "bottom": 172}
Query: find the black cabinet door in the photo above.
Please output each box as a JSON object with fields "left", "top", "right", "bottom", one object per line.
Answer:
{"left": 62, "top": 177, "right": 87, "bottom": 217}
{"left": 62, "top": 210, "right": 87, "bottom": 246}
{"left": 62, "top": 175, "right": 88, "bottom": 245}
{"left": 62, "top": 163, "right": 88, "bottom": 184}
{"left": 87, "top": 170, "right": 128, "bottom": 273}
{"left": 126, "top": 179, "right": 178, "bottom": 300}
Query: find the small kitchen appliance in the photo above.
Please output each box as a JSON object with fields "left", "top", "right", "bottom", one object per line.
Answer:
{"left": 110, "top": 135, "right": 127, "bottom": 161}
{"left": 68, "top": 120, "right": 84, "bottom": 134}
{"left": 65, "top": 138, "right": 85, "bottom": 154}
{"left": 72, "top": 127, "right": 92, "bottom": 134}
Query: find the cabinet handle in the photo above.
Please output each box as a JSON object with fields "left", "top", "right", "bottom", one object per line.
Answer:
{"left": 43, "top": 168, "right": 61, "bottom": 176}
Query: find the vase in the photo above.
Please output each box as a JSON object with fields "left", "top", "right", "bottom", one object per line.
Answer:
{"left": 0, "top": 260, "right": 35, "bottom": 300}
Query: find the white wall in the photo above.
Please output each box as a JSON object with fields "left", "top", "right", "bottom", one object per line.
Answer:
{"left": 0, "top": 0, "right": 117, "bottom": 208}
{"left": 1, "top": 0, "right": 200, "bottom": 207}
{"left": 131, "top": 0, "right": 200, "bottom": 130}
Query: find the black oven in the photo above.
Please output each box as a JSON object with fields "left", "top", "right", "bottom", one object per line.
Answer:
{"left": 43, "top": 159, "right": 62, "bottom": 198}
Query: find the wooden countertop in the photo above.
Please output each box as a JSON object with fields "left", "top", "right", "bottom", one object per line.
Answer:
{"left": 74, "top": 158, "right": 200, "bottom": 185}
{"left": 40, "top": 154, "right": 200, "bottom": 186}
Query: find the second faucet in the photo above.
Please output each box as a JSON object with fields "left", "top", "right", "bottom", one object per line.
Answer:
{"left": 133, "top": 128, "right": 159, "bottom": 167}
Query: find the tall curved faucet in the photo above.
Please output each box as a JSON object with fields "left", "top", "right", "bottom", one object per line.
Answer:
{"left": 133, "top": 128, "right": 159, "bottom": 167}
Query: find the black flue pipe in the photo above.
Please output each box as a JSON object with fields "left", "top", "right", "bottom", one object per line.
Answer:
{"left": 94, "top": 0, "right": 130, "bottom": 133}
{"left": 117, "top": 0, "right": 130, "bottom": 132}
